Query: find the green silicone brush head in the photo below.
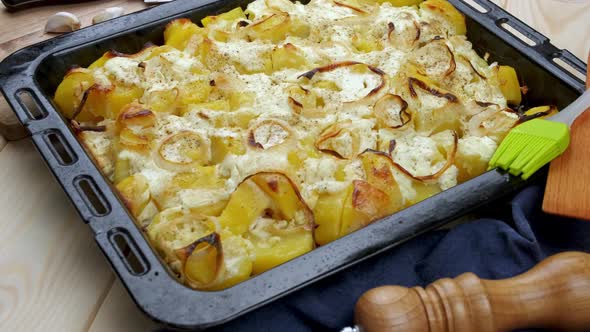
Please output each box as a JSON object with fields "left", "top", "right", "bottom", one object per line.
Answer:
{"left": 489, "top": 119, "right": 570, "bottom": 179}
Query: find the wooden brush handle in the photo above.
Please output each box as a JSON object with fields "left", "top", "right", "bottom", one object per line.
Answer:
{"left": 355, "top": 251, "right": 590, "bottom": 332}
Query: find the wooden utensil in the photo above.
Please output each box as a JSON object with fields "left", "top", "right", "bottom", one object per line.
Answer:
{"left": 542, "top": 53, "right": 590, "bottom": 219}
{"left": 354, "top": 251, "right": 590, "bottom": 332}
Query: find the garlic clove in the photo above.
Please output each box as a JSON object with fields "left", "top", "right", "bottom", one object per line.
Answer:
{"left": 92, "top": 7, "right": 125, "bottom": 25}
{"left": 45, "top": 12, "right": 81, "bottom": 33}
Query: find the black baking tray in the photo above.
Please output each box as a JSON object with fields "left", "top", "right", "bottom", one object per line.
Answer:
{"left": 0, "top": 0, "right": 586, "bottom": 329}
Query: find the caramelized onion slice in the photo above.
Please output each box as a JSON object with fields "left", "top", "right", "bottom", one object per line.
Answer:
{"left": 374, "top": 94, "right": 411, "bottom": 129}
{"left": 467, "top": 108, "right": 519, "bottom": 141}
{"left": 459, "top": 55, "right": 486, "bottom": 80}
{"left": 71, "top": 120, "right": 107, "bottom": 133}
{"left": 332, "top": 0, "right": 369, "bottom": 14}
{"left": 408, "top": 77, "right": 458, "bottom": 103}
{"left": 74, "top": 83, "right": 144, "bottom": 120}
{"left": 412, "top": 38, "right": 456, "bottom": 78}
{"left": 287, "top": 85, "right": 324, "bottom": 116}
{"left": 248, "top": 119, "right": 292, "bottom": 149}
{"left": 246, "top": 12, "right": 291, "bottom": 43}
{"left": 155, "top": 131, "right": 210, "bottom": 171}
{"left": 175, "top": 232, "right": 224, "bottom": 289}
{"left": 391, "top": 131, "right": 458, "bottom": 182}
{"left": 315, "top": 120, "right": 360, "bottom": 160}
{"left": 387, "top": 18, "right": 421, "bottom": 50}
{"left": 298, "top": 61, "right": 386, "bottom": 103}
{"left": 117, "top": 103, "right": 156, "bottom": 129}
{"left": 475, "top": 101, "right": 498, "bottom": 108}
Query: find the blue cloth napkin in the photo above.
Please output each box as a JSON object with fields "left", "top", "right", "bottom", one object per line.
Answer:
{"left": 178, "top": 185, "right": 590, "bottom": 331}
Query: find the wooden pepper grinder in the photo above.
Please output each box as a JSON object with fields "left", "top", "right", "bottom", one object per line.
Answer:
{"left": 354, "top": 251, "right": 590, "bottom": 332}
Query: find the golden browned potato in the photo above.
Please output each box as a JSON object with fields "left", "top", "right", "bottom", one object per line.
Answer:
{"left": 420, "top": 0, "right": 467, "bottom": 35}
{"left": 497, "top": 65, "right": 522, "bottom": 105}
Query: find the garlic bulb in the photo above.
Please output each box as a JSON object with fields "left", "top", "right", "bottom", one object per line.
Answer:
{"left": 45, "top": 12, "right": 81, "bottom": 33}
{"left": 92, "top": 7, "right": 125, "bottom": 25}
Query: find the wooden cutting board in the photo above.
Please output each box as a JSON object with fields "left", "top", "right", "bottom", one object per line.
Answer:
{"left": 542, "top": 54, "right": 590, "bottom": 220}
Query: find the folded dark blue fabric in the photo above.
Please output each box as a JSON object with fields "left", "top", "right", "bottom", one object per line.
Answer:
{"left": 174, "top": 185, "right": 590, "bottom": 331}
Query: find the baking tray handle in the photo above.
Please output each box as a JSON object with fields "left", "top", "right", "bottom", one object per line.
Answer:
{"left": 452, "top": 0, "right": 587, "bottom": 92}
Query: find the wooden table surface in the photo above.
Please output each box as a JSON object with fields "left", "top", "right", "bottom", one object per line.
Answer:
{"left": 0, "top": 1, "right": 588, "bottom": 331}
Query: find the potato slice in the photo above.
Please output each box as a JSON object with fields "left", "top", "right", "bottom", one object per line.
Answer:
{"left": 251, "top": 173, "right": 308, "bottom": 221}
{"left": 81, "top": 84, "right": 144, "bottom": 120}
{"left": 249, "top": 229, "right": 313, "bottom": 274}
{"left": 420, "top": 0, "right": 466, "bottom": 35}
{"left": 218, "top": 180, "right": 273, "bottom": 235}
{"left": 180, "top": 80, "right": 212, "bottom": 105}
{"left": 209, "top": 231, "right": 253, "bottom": 290}
{"left": 201, "top": 7, "right": 246, "bottom": 28}
{"left": 359, "top": 150, "right": 404, "bottom": 214}
{"left": 287, "top": 85, "right": 323, "bottom": 115}
{"left": 246, "top": 12, "right": 292, "bottom": 43}
{"left": 53, "top": 69, "right": 97, "bottom": 121}
{"left": 411, "top": 181, "right": 441, "bottom": 203}
{"left": 172, "top": 167, "right": 223, "bottom": 189}
{"left": 313, "top": 187, "right": 350, "bottom": 245}
{"left": 119, "top": 127, "right": 149, "bottom": 149}
{"left": 164, "top": 19, "right": 205, "bottom": 51}
{"left": 113, "top": 156, "right": 130, "bottom": 184}
{"left": 271, "top": 43, "right": 307, "bottom": 70}
{"left": 522, "top": 105, "right": 558, "bottom": 121}
{"left": 228, "top": 91, "right": 256, "bottom": 111}
{"left": 144, "top": 89, "right": 179, "bottom": 114}
{"left": 497, "top": 65, "right": 522, "bottom": 106}
{"left": 219, "top": 173, "right": 314, "bottom": 274}
{"left": 116, "top": 173, "right": 150, "bottom": 217}
{"left": 340, "top": 180, "right": 391, "bottom": 236}
{"left": 211, "top": 135, "right": 246, "bottom": 164}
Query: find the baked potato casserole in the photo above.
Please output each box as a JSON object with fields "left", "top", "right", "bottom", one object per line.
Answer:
{"left": 53, "top": 0, "right": 555, "bottom": 290}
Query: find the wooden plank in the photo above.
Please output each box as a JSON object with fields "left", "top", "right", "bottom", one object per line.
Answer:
{"left": 0, "top": 0, "right": 149, "bottom": 141}
{"left": 0, "top": 0, "right": 148, "bottom": 58}
{"left": 0, "top": 139, "right": 114, "bottom": 331}
{"left": 491, "top": 0, "right": 590, "bottom": 61}
{"left": 88, "top": 279, "right": 159, "bottom": 332}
